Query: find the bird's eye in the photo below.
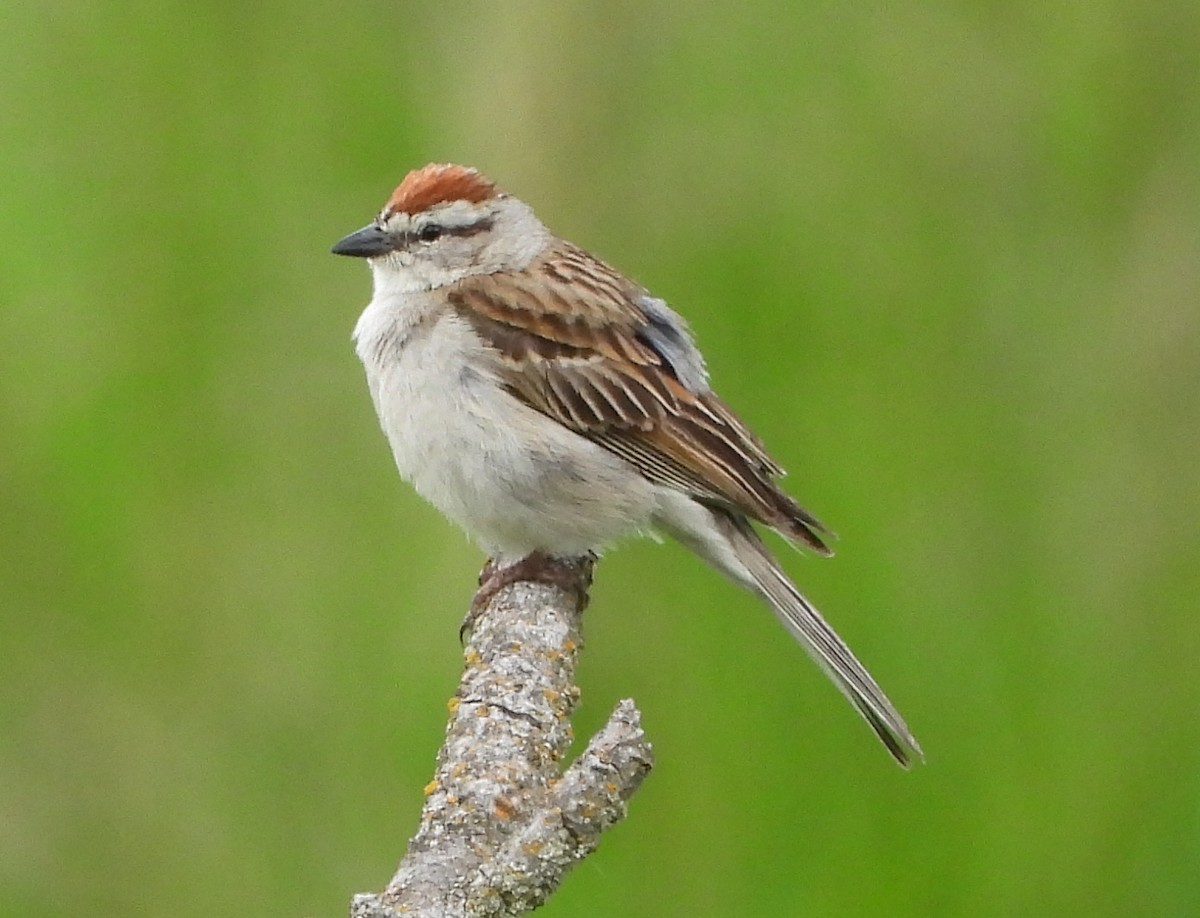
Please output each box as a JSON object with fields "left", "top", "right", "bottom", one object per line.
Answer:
{"left": 417, "top": 223, "right": 444, "bottom": 243}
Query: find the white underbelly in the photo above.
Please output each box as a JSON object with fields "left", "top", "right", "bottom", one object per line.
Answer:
{"left": 358, "top": 310, "right": 656, "bottom": 560}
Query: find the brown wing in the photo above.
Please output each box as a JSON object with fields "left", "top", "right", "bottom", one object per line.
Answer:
{"left": 444, "top": 242, "right": 831, "bottom": 553}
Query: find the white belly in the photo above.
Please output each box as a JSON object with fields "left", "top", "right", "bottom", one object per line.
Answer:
{"left": 355, "top": 302, "right": 657, "bottom": 561}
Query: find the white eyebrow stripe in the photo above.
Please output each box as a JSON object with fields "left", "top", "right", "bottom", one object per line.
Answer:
{"left": 428, "top": 198, "right": 493, "bottom": 228}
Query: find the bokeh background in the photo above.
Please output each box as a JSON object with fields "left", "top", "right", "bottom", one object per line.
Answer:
{"left": 4, "top": 2, "right": 1199, "bottom": 915}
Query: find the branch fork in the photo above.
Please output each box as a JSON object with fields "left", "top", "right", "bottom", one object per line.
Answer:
{"left": 351, "top": 556, "right": 654, "bottom": 917}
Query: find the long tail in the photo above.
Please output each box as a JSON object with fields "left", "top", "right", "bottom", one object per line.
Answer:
{"left": 721, "top": 513, "right": 922, "bottom": 766}
{"left": 657, "top": 497, "right": 922, "bottom": 766}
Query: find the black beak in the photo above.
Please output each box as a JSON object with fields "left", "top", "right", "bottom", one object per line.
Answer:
{"left": 331, "top": 224, "right": 393, "bottom": 258}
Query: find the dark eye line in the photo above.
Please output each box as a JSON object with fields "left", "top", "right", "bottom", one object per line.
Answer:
{"left": 411, "top": 216, "right": 495, "bottom": 244}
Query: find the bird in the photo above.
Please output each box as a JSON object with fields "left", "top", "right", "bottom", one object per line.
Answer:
{"left": 332, "top": 163, "right": 922, "bottom": 766}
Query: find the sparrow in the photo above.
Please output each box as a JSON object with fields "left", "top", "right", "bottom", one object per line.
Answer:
{"left": 333, "top": 163, "right": 921, "bottom": 766}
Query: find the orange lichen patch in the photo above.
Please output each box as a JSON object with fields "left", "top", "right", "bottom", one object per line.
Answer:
{"left": 447, "top": 696, "right": 461, "bottom": 713}
{"left": 493, "top": 796, "right": 517, "bottom": 820}
{"left": 423, "top": 779, "right": 439, "bottom": 796}
{"left": 385, "top": 163, "right": 497, "bottom": 216}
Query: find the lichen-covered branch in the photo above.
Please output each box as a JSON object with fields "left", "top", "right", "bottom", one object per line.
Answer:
{"left": 351, "top": 556, "right": 654, "bottom": 918}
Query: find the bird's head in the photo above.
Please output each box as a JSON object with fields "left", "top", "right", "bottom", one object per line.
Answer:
{"left": 332, "top": 163, "right": 550, "bottom": 293}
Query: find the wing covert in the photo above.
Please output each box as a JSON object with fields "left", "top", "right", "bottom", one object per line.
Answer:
{"left": 443, "top": 242, "right": 830, "bottom": 552}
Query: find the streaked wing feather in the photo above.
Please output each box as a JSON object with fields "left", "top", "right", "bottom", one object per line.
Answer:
{"left": 445, "top": 242, "right": 829, "bottom": 551}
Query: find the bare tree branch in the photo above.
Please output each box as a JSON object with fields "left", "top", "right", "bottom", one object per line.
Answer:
{"left": 351, "top": 556, "right": 654, "bottom": 917}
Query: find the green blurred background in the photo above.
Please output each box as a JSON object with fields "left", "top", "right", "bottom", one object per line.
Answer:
{"left": 4, "top": 2, "right": 1199, "bottom": 915}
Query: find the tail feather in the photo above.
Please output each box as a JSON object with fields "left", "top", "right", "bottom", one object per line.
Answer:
{"left": 722, "top": 513, "right": 922, "bottom": 766}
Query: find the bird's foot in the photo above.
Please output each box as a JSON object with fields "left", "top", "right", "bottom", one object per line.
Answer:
{"left": 461, "top": 552, "right": 596, "bottom": 642}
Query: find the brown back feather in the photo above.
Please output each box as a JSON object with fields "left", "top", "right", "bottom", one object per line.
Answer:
{"left": 445, "top": 242, "right": 831, "bottom": 554}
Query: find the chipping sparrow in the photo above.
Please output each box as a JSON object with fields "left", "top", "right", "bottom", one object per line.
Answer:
{"left": 333, "top": 163, "right": 921, "bottom": 766}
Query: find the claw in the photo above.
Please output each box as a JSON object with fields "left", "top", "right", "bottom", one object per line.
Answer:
{"left": 462, "top": 552, "right": 596, "bottom": 642}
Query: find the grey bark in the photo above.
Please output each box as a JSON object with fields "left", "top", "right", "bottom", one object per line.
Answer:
{"left": 351, "top": 557, "right": 654, "bottom": 917}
